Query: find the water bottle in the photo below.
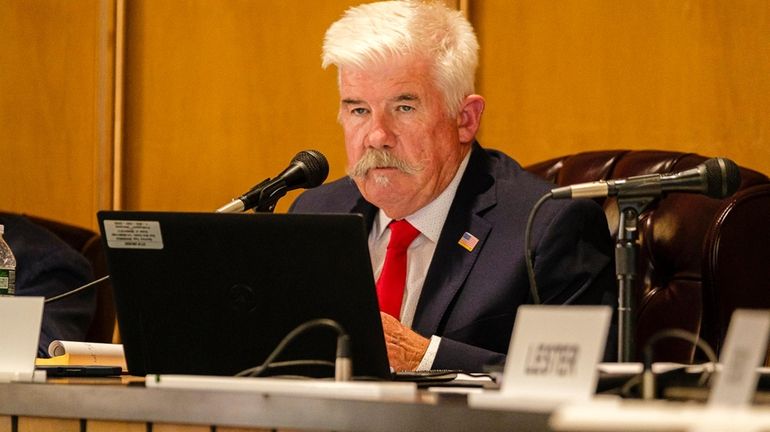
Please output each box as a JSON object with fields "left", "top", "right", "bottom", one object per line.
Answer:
{"left": 0, "top": 224, "right": 16, "bottom": 296}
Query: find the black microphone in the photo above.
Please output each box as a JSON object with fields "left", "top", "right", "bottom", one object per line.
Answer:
{"left": 216, "top": 150, "right": 329, "bottom": 213}
{"left": 550, "top": 157, "right": 741, "bottom": 200}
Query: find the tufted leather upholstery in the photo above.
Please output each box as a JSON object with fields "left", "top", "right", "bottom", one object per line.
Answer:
{"left": 525, "top": 150, "right": 770, "bottom": 363}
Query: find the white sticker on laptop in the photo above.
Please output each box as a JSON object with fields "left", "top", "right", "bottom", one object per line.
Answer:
{"left": 103, "top": 220, "right": 164, "bottom": 249}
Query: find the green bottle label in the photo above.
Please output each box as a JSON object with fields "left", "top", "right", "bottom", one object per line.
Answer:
{"left": 0, "top": 268, "right": 15, "bottom": 295}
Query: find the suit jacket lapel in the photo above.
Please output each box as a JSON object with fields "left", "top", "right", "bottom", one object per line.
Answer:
{"left": 350, "top": 195, "right": 378, "bottom": 231}
{"left": 412, "top": 144, "right": 497, "bottom": 336}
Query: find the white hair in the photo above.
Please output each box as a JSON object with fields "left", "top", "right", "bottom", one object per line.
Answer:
{"left": 322, "top": 0, "right": 479, "bottom": 116}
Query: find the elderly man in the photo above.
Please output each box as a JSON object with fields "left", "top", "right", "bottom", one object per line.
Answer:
{"left": 291, "top": 0, "right": 616, "bottom": 372}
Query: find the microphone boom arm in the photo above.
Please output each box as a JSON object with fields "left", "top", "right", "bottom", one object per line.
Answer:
{"left": 216, "top": 178, "right": 271, "bottom": 213}
{"left": 254, "top": 180, "right": 289, "bottom": 213}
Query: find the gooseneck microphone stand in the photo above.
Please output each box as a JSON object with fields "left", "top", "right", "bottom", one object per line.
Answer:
{"left": 615, "top": 196, "right": 654, "bottom": 362}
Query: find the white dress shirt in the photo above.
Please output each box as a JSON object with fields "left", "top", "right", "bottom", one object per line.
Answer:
{"left": 369, "top": 151, "right": 471, "bottom": 370}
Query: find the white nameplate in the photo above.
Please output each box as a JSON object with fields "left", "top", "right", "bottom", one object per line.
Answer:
{"left": 103, "top": 220, "right": 164, "bottom": 249}
{"left": 0, "top": 296, "right": 44, "bottom": 382}
{"left": 469, "top": 305, "right": 611, "bottom": 411}
{"left": 708, "top": 309, "right": 770, "bottom": 407}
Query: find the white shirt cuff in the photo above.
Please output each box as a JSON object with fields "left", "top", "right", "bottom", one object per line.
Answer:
{"left": 416, "top": 335, "right": 441, "bottom": 371}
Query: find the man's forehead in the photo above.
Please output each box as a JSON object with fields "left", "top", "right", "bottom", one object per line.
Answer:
{"left": 341, "top": 92, "right": 420, "bottom": 104}
{"left": 339, "top": 71, "right": 428, "bottom": 102}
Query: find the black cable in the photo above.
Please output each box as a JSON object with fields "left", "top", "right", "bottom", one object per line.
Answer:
{"left": 638, "top": 328, "right": 718, "bottom": 399}
{"left": 44, "top": 275, "right": 110, "bottom": 303}
{"left": 235, "top": 360, "right": 335, "bottom": 378}
{"left": 524, "top": 192, "right": 552, "bottom": 305}
{"left": 234, "top": 318, "right": 352, "bottom": 381}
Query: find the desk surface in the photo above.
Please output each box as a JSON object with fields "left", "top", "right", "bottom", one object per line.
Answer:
{"left": 0, "top": 378, "right": 550, "bottom": 432}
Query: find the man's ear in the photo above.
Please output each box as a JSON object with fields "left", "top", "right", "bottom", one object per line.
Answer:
{"left": 456, "top": 95, "right": 485, "bottom": 144}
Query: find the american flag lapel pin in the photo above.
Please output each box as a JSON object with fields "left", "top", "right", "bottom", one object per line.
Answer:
{"left": 458, "top": 231, "right": 479, "bottom": 252}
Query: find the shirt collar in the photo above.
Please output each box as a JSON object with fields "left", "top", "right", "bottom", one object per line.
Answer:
{"left": 372, "top": 150, "right": 471, "bottom": 243}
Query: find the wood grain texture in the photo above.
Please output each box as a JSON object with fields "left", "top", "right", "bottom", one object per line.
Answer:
{"left": 0, "top": 0, "right": 115, "bottom": 229}
{"left": 121, "top": 0, "right": 363, "bottom": 213}
{"left": 87, "top": 420, "right": 146, "bottom": 432}
{"left": 17, "top": 417, "right": 79, "bottom": 432}
{"left": 152, "top": 424, "right": 209, "bottom": 432}
{"left": 470, "top": 0, "right": 770, "bottom": 174}
{"left": 3, "top": 0, "right": 767, "bottom": 226}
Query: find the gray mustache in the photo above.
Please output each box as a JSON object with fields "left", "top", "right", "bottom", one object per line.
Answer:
{"left": 347, "top": 149, "right": 423, "bottom": 178}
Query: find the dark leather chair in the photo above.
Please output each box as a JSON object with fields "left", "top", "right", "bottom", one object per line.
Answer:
{"left": 24, "top": 215, "right": 116, "bottom": 343}
{"left": 525, "top": 150, "right": 770, "bottom": 363}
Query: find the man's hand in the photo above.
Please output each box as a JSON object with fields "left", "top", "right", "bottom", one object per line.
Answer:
{"left": 380, "top": 312, "right": 430, "bottom": 371}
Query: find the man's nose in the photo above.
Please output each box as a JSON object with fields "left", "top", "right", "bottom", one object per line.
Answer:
{"left": 365, "top": 113, "right": 394, "bottom": 149}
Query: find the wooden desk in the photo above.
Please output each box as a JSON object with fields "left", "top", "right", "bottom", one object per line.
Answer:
{"left": 0, "top": 378, "right": 550, "bottom": 432}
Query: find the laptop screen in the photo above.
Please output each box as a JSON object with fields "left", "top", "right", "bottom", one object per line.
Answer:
{"left": 98, "top": 211, "right": 391, "bottom": 380}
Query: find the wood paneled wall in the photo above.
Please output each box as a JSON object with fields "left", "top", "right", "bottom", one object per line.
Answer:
{"left": 471, "top": 0, "right": 770, "bottom": 172}
{"left": 0, "top": 0, "right": 115, "bottom": 229}
{"left": 1, "top": 0, "right": 768, "bottom": 229}
{"left": 122, "top": 0, "right": 363, "bottom": 214}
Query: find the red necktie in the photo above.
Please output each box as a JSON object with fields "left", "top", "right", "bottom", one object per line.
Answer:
{"left": 376, "top": 220, "right": 420, "bottom": 319}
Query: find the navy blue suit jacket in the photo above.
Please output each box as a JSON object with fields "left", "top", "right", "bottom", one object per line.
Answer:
{"left": 1, "top": 214, "right": 96, "bottom": 356}
{"left": 290, "top": 143, "right": 616, "bottom": 371}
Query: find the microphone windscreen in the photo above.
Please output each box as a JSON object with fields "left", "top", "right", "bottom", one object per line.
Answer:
{"left": 292, "top": 150, "right": 330, "bottom": 188}
{"left": 703, "top": 158, "right": 741, "bottom": 199}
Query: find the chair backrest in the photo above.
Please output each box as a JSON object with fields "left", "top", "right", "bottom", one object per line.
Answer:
{"left": 24, "top": 215, "right": 116, "bottom": 344}
{"left": 525, "top": 150, "right": 770, "bottom": 363}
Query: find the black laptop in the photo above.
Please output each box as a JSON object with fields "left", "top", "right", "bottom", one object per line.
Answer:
{"left": 97, "top": 211, "right": 391, "bottom": 380}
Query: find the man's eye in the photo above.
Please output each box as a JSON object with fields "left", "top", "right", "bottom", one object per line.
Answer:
{"left": 396, "top": 105, "right": 414, "bottom": 113}
{"left": 351, "top": 107, "right": 369, "bottom": 115}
